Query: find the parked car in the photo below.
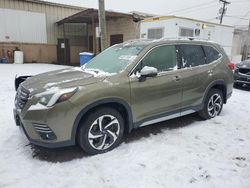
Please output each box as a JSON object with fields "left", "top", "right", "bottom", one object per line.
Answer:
{"left": 13, "top": 39, "right": 234, "bottom": 155}
{"left": 234, "top": 59, "right": 250, "bottom": 87}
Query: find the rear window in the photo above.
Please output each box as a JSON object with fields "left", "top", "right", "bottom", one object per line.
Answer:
{"left": 203, "top": 46, "right": 221, "bottom": 64}
{"left": 177, "top": 44, "right": 205, "bottom": 68}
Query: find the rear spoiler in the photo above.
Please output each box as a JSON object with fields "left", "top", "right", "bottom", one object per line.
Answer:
{"left": 15, "top": 75, "right": 32, "bottom": 91}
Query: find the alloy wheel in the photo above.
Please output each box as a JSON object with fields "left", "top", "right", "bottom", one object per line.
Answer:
{"left": 87, "top": 115, "right": 120, "bottom": 150}
{"left": 207, "top": 93, "right": 223, "bottom": 118}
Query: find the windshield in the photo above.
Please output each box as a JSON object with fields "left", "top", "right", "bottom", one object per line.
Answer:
{"left": 83, "top": 44, "right": 145, "bottom": 74}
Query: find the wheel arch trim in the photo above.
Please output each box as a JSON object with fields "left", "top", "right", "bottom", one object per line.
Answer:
{"left": 71, "top": 98, "right": 133, "bottom": 145}
{"left": 202, "top": 79, "right": 227, "bottom": 106}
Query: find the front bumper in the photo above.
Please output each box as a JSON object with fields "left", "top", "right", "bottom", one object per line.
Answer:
{"left": 13, "top": 101, "right": 77, "bottom": 148}
{"left": 234, "top": 71, "right": 250, "bottom": 85}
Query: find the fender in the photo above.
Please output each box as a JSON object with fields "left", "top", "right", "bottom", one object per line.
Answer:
{"left": 202, "top": 79, "right": 227, "bottom": 108}
{"left": 70, "top": 98, "right": 134, "bottom": 144}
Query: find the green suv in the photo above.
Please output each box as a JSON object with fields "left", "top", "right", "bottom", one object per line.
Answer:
{"left": 14, "top": 39, "right": 234, "bottom": 155}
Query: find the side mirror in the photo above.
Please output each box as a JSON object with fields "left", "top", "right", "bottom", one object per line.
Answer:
{"left": 140, "top": 66, "right": 158, "bottom": 77}
{"left": 139, "top": 66, "right": 158, "bottom": 82}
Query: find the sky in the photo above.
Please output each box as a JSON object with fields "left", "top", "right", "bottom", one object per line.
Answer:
{"left": 47, "top": 0, "right": 250, "bottom": 27}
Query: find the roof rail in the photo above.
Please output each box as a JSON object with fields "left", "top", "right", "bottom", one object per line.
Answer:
{"left": 157, "top": 37, "right": 211, "bottom": 42}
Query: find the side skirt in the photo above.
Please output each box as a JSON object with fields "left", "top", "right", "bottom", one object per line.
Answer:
{"left": 134, "top": 105, "right": 202, "bottom": 128}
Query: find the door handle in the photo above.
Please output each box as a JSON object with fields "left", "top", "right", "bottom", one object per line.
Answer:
{"left": 173, "top": 75, "right": 181, "bottom": 81}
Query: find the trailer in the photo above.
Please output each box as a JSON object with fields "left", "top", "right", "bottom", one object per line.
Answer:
{"left": 140, "top": 16, "right": 234, "bottom": 56}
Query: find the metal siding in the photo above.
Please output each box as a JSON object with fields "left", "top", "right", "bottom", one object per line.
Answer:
{"left": 0, "top": 8, "right": 47, "bottom": 43}
{"left": 0, "top": 0, "right": 82, "bottom": 44}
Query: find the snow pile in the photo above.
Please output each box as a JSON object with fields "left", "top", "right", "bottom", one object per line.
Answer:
{"left": 0, "top": 64, "right": 250, "bottom": 188}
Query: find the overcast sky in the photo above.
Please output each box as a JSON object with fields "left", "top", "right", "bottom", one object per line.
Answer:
{"left": 48, "top": 0, "right": 250, "bottom": 27}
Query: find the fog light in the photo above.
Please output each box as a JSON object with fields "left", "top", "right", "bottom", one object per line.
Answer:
{"left": 33, "top": 123, "right": 57, "bottom": 141}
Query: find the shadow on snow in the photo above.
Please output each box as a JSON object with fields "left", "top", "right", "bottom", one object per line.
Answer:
{"left": 30, "top": 113, "right": 202, "bottom": 163}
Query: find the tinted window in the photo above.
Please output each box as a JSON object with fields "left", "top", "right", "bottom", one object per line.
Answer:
{"left": 203, "top": 46, "right": 221, "bottom": 64}
{"left": 141, "top": 45, "right": 177, "bottom": 72}
{"left": 177, "top": 45, "right": 205, "bottom": 68}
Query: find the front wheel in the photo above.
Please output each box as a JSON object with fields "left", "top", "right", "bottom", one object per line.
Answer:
{"left": 199, "top": 89, "right": 224, "bottom": 120}
{"left": 77, "top": 107, "right": 124, "bottom": 155}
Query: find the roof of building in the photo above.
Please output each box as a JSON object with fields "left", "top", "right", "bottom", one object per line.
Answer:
{"left": 57, "top": 8, "right": 135, "bottom": 25}
{"left": 143, "top": 15, "right": 233, "bottom": 28}
{"left": 20, "top": 0, "right": 85, "bottom": 10}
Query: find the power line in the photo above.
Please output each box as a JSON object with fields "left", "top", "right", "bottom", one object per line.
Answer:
{"left": 233, "top": 11, "right": 250, "bottom": 25}
{"left": 166, "top": 0, "right": 217, "bottom": 15}
{"left": 225, "top": 15, "right": 250, "bottom": 20}
{"left": 176, "top": 4, "right": 219, "bottom": 15}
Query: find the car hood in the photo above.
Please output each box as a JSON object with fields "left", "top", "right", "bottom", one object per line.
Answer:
{"left": 236, "top": 60, "right": 250, "bottom": 69}
{"left": 22, "top": 67, "right": 105, "bottom": 95}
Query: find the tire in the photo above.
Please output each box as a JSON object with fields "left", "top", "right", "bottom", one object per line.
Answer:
{"left": 198, "top": 89, "right": 224, "bottom": 120}
{"left": 77, "top": 107, "right": 124, "bottom": 155}
{"left": 234, "top": 82, "right": 241, "bottom": 88}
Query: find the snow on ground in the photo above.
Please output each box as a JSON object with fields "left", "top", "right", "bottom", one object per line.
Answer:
{"left": 0, "top": 64, "right": 250, "bottom": 188}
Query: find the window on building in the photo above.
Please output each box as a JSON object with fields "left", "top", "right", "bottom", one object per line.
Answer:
{"left": 141, "top": 45, "right": 177, "bottom": 72}
{"left": 179, "top": 28, "right": 194, "bottom": 37}
{"left": 147, "top": 28, "right": 164, "bottom": 39}
{"left": 203, "top": 46, "right": 221, "bottom": 64}
{"left": 110, "top": 34, "right": 124, "bottom": 46}
{"left": 177, "top": 45, "right": 205, "bottom": 68}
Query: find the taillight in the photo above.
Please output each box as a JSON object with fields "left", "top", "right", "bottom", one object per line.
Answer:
{"left": 228, "top": 63, "right": 235, "bottom": 71}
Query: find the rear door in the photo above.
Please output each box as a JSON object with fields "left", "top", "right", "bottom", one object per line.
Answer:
{"left": 130, "top": 45, "right": 183, "bottom": 125}
{"left": 176, "top": 44, "right": 220, "bottom": 112}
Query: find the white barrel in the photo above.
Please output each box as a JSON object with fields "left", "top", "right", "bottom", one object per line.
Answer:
{"left": 14, "top": 51, "right": 24, "bottom": 64}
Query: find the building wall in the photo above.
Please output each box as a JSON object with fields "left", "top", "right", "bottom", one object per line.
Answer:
{"left": 0, "top": 0, "right": 83, "bottom": 44}
{"left": 0, "top": 42, "right": 87, "bottom": 64}
{"left": 0, "top": 0, "right": 86, "bottom": 64}
{"left": 0, "top": 43, "right": 57, "bottom": 63}
{"left": 87, "top": 17, "right": 140, "bottom": 54}
{"left": 0, "top": 8, "right": 47, "bottom": 43}
{"left": 0, "top": 1, "right": 139, "bottom": 64}
{"left": 107, "top": 18, "right": 140, "bottom": 44}
{"left": 232, "top": 29, "right": 248, "bottom": 55}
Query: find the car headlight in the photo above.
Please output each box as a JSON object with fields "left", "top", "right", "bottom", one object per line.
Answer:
{"left": 39, "top": 94, "right": 54, "bottom": 106}
{"left": 39, "top": 87, "right": 78, "bottom": 107}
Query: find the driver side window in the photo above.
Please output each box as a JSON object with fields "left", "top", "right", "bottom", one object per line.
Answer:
{"left": 140, "top": 45, "right": 177, "bottom": 72}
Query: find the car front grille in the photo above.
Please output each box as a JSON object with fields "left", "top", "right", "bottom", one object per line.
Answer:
{"left": 239, "top": 68, "right": 250, "bottom": 75}
{"left": 15, "top": 85, "right": 30, "bottom": 110}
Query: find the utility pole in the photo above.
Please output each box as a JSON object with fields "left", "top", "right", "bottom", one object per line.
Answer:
{"left": 219, "top": 0, "right": 231, "bottom": 24}
{"left": 98, "top": 0, "right": 108, "bottom": 51}
{"left": 245, "top": 19, "right": 250, "bottom": 60}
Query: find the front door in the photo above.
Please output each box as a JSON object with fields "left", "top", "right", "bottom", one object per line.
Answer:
{"left": 130, "top": 45, "right": 183, "bottom": 126}
{"left": 57, "top": 39, "right": 70, "bottom": 65}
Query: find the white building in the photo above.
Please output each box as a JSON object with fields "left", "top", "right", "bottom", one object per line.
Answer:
{"left": 140, "top": 16, "right": 234, "bottom": 56}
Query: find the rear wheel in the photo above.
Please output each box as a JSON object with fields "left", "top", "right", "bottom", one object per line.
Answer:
{"left": 78, "top": 107, "right": 124, "bottom": 155}
{"left": 234, "top": 82, "right": 242, "bottom": 88}
{"left": 199, "top": 89, "right": 223, "bottom": 120}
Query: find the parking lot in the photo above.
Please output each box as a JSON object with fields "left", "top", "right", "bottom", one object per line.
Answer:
{"left": 0, "top": 64, "right": 249, "bottom": 188}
